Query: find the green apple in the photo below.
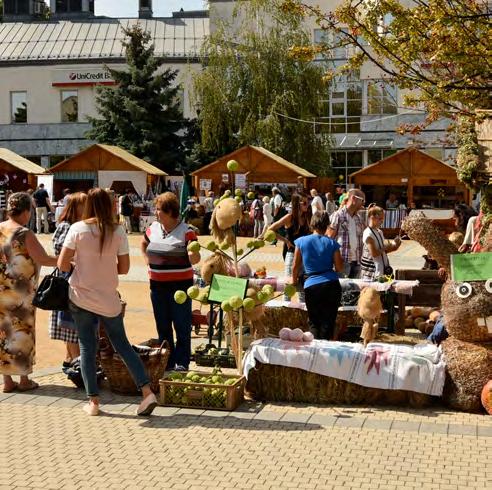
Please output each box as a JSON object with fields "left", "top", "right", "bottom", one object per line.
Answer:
{"left": 242, "top": 297, "right": 255, "bottom": 311}
{"left": 227, "top": 159, "right": 239, "bottom": 172}
{"left": 220, "top": 241, "right": 230, "bottom": 250}
{"left": 235, "top": 196, "right": 242, "bottom": 203}
{"left": 206, "top": 241, "right": 218, "bottom": 251}
{"left": 229, "top": 296, "right": 243, "bottom": 310}
{"left": 254, "top": 239, "right": 265, "bottom": 249}
{"left": 174, "top": 290, "right": 187, "bottom": 304}
{"left": 187, "top": 241, "right": 200, "bottom": 253}
{"left": 213, "top": 199, "right": 220, "bottom": 207}
{"left": 262, "top": 284, "right": 274, "bottom": 297}
{"left": 247, "top": 191, "right": 255, "bottom": 200}
{"left": 284, "top": 284, "right": 296, "bottom": 298}
{"left": 256, "top": 291, "right": 268, "bottom": 303}
{"left": 235, "top": 188, "right": 242, "bottom": 196}
{"left": 187, "top": 286, "right": 200, "bottom": 300}
{"left": 246, "top": 240, "right": 255, "bottom": 249}
{"left": 223, "top": 190, "right": 231, "bottom": 197}
{"left": 221, "top": 300, "right": 233, "bottom": 312}
{"left": 236, "top": 248, "right": 244, "bottom": 256}
{"left": 264, "top": 230, "right": 276, "bottom": 243}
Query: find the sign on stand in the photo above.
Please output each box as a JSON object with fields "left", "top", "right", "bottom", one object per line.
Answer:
{"left": 451, "top": 252, "right": 492, "bottom": 282}
{"left": 199, "top": 179, "right": 212, "bottom": 191}
{"left": 209, "top": 274, "right": 248, "bottom": 304}
{"left": 234, "top": 173, "right": 247, "bottom": 189}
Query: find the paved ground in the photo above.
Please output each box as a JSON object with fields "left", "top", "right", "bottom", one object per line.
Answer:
{"left": 3, "top": 234, "right": 490, "bottom": 489}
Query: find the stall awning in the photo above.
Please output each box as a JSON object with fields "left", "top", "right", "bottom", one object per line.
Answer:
{"left": 0, "top": 148, "right": 45, "bottom": 174}
{"left": 49, "top": 144, "right": 167, "bottom": 176}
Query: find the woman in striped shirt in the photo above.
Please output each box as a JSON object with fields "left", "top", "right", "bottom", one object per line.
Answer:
{"left": 141, "top": 192, "right": 201, "bottom": 371}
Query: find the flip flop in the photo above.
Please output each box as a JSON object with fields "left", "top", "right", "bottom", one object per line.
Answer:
{"left": 2, "top": 381, "right": 18, "bottom": 393}
{"left": 17, "top": 380, "right": 39, "bottom": 392}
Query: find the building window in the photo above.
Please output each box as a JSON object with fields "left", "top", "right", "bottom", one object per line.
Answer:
{"left": 368, "top": 148, "right": 397, "bottom": 164}
{"left": 367, "top": 80, "right": 397, "bottom": 114}
{"left": 330, "top": 150, "right": 364, "bottom": 184}
{"left": 61, "top": 90, "right": 78, "bottom": 122}
{"left": 11, "top": 91, "right": 27, "bottom": 123}
{"left": 4, "top": 0, "right": 30, "bottom": 15}
{"left": 56, "top": 0, "right": 81, "bottom": 12}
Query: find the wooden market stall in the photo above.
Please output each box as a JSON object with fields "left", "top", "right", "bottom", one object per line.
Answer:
{"left": 191, "top": 145, "right": 316, "bottom": 196}
{"left": 48, "top": 144, "right": 167, "bottom": 199}
{"left": 0, "top": 147, "right": 45, "bottom": 191}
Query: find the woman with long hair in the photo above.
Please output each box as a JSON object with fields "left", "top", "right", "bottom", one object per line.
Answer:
{"left": 267, "top": 193, "right": 312, "bottom": 301}
{"left": 49, "top": 192, "right": 87, "bottom": 368}
{"left": 0, "top": 192, "right": 58, "bottom": 393}
{"left": 58, "top": 188, "right": 157, "bottom": 416}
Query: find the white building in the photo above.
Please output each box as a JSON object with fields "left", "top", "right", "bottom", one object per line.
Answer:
{"left": 0, "top": 0, "right": 455, "bottom": 180}
{"left": 0, "top": 0, "right": 207, "bottom": 168}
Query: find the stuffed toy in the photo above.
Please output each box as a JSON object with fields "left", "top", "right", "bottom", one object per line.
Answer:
{"left": 210, "top": 197, "right": 242, "bottom": 247}
{"left": 357, "top": 287, "right": 382, "bottom": 346}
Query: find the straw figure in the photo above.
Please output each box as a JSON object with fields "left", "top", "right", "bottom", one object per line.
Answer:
{"left": 401, "top": 212, "right": 492, "bottom": 412}
{"left": 209, "top": 197, "right": 242, "bottom": 247}
{"left": 357, "top": 287, "right": 383, "bottom": 346}
{"left": 201, "top": 252, "right": 266, "bottom": 338}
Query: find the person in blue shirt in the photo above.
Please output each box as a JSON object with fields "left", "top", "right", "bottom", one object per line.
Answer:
{"left": 291, "top": 212, "right": 344, "bottom": 340}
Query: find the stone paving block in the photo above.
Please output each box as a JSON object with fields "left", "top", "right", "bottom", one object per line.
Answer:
{"left": 419, "top": 422, "right": 449, "bottom": 434}
{"left": 176, "top": 408, "right": 205, "bottom": 416}
{"left": 6, "top": 393, "right": 39, "bottom": 404}
{"left": 391, "top": 420, "right": 421, "bottom": 432}
{"left": 447, "top": 424, "right": 477, "bottom": 437}
{"left": 362, "top": 418, "right": 393, "bottom": 431}
{"left": 200, "top": 410, "right": 231, "bottom": 418}
{"left": 100, "top": 403, "right": 131, "bottom": 413}
{"left": 253, "top": 410, "right": 283, "bottom": 421}
{"left": 334, "top": 416, "right": 366, "bottom": 429}
{"left": 0, "top": 392, "right": 17, "bottom": 403}
{"left": 307, "top": 414, "right": 337, "bottom": 427}
{"left": 280, "top": 412, "right": 310, "bottom": 424}
{"left": 227, "top": 411, "right": 256, "bottom": 420}
{"left": 28, "top": 395, "right": 62, "bottom": 406}
{"left": 477, "top": 425, "right": 492, "bottom": 437}
{"left": 151, "top": 406, "right": 179, "bottom": 416}
{"left": 50, "top": 397, "right": 85, "bottom": 408}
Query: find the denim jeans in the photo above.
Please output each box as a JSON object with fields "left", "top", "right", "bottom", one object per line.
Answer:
{"left": 69, "top": 301, "right": 149, "bottom": 397}
{"left": 150, "top": 280, "right": 192, "bottom": 369}
{"left": 283, "top": 250, "right": 305, "bottom": 302}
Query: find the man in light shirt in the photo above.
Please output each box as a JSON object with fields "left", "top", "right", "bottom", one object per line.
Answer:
{"left": 310, "top": 189, "right": 324, "bottom": 216}
{"left": 327, "top": 189, "right": 366, "bottom": 278}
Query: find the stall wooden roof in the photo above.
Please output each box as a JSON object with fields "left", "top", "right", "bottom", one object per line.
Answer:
{"left": 0, "top": 148, "right": 45, "bottom": 174}
{"left": 349, "top": 147, "right": 461, "bottom": 186}
{"left": 49, "top": 144, "right": 167, "bottom": 176}
{"left": 191, "top": 145, "right": 316, "bottom": 179}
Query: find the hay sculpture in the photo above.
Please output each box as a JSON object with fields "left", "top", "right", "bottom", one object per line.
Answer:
{"left": 357, "top": 287, "right": 382, "bottom": 346}
{"left": 401, "top": 212, "right": 492, "bottom": 412}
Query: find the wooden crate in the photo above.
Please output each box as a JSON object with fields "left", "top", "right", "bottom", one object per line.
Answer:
{"left": 159, "top": 371, "right": 245, "bottom": 411}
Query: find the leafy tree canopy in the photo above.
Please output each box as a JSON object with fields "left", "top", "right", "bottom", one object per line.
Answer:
{"left": 86, "top": 24, "right": 188, "bottom": 173}
{"left": 192, "top": 0, "right": 332, "bottom": 176}
{"left": 282, "top": 0, "right": 491, "bottom": 128}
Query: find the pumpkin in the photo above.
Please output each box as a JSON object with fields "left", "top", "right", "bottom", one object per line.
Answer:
{"left": 481, "top": 380, "right": 492, "bottom": 415}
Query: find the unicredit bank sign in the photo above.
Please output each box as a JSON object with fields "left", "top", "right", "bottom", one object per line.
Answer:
{"left": 52, "top": 68, "right": 116, "bottom": 87}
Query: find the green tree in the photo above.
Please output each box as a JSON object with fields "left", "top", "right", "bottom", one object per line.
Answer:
{"left": 86, "top": 24, "right": 188, "bottom": 173}
{"left": 192, "top": 0, "right": 332, "bottom": 176}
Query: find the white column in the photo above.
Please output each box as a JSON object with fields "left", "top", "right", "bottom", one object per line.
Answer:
{"left": 82, "top": 0, "right": 90, "bottom": 12}
{"left": 50, "top": 0, "right": 56, "bottom": 14}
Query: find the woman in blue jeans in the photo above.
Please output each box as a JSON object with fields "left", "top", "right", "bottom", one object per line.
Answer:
{"left": 58, "top": 188, "right": 157, "bottom": 417}
{"left": 140, "top": 192, "right": 201, "bottom": 371}
{"left": 291, "top": 212, "right": 344, "bottom": 340}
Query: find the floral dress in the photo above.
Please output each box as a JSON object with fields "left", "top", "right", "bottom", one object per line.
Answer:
{"left": 0, "top": 226, "right": 37, "bottom": 375}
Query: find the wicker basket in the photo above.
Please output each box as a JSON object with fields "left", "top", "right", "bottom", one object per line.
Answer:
{"left": 99, "top": 339, "right": 170, "bottom": 395}
{"left": 159, "top": 371, "right": 245, "bottom": 411}
{"left": 194, "top": 351, "right": 237, "bottom": 369}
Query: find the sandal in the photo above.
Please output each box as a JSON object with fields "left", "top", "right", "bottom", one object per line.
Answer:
{"left": 17, "top": 380, "right": 39, "bottom": 392}
{"left": 2, "top": 381, "right": 18, "bottom": 393}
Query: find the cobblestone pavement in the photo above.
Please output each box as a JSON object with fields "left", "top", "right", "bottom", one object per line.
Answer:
{"left": 0, "top": 371, "right": 490, "bottom": 490}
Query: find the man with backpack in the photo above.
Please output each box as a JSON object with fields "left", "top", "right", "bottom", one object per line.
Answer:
{"left": 250, "top": 193, "right": 264, "bottom": 238}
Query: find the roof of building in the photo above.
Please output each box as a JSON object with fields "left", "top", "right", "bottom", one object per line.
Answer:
{"left": 191, "top": 145, "right": 316, "bottom": 178}
{"left": 0, "top": 147, "right": 46, "bottom": 174}
{"left": 49, "top": 144, "right": 167, "bottom": 175}
{"left": 0, "top": 16, "right": 208, "bottom": 63}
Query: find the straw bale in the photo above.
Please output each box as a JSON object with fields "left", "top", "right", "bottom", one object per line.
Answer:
{"left": 401, "top": 211, "right": 458, "bottom": 273}
{"left": 441, "top": 337, "right": 492, "bottom": 412}
{"left": 246, "top": 362, "right": 432, "bottom": 408}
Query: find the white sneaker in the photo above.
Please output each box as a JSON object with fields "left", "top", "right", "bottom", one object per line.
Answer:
{"left": 137, "top": 393, "right": 158, "bottom": 416}
{"left": 83, "top": 402, "right": 99, "bottom": 416}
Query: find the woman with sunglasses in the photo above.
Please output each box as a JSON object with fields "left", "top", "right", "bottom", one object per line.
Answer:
{"left": 267, "top": 193, "right": 312, "bottom": 301}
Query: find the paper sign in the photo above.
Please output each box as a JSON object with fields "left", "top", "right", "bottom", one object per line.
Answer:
{"left": 222, "top": 174, "right": 229, "bottom": 183}
{"left": 450, "top": 252, "right": 492, "bottom": 282}
{"left": 199, "top": 179, "right": 212, "bottom": 191}
{"left": 234, "top": 173, "right": 247, "bottom": 189}
{"left": 208, "top": 274, "right": 248, "bottom": 304}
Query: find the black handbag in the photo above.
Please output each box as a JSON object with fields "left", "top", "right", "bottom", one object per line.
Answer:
{"left": 32, "top": 268, "right": 71, "bottom": 311}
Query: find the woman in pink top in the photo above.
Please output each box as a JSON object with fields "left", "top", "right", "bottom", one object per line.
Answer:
{"left": 58, "top": 188, "right": 157, "bottom": 417}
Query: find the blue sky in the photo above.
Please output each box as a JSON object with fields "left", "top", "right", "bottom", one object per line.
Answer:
{"left": 95, "top": 0, "right": 206, "bottom": 18}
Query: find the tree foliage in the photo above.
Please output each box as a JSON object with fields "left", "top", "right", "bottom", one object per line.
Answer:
{"left": 86, "top": 25, "right": 188, "bottom": 173}
{"left": 282, "top": 0, "right": 491, "bottom": 125}
{"left": 192, "top": 0, "right": 332, "bottom": 176}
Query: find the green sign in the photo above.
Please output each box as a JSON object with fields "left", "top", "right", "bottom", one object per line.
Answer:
{"left": 208, "top": 274, "right": 248, "bottom": 304}
{"left": 450, "top": 252, "right": 492, "bottom": 282}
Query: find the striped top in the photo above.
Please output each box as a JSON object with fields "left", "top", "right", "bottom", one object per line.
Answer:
{"left": 144, "top": 221, "right": 197, "bottom": 282}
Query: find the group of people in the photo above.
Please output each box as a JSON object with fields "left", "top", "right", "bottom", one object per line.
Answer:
{"left": 0, "top": 188, "right": 201, "bottom": 417}
{"left": 265, "top": 188, "right": 402, "bottom": 342}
